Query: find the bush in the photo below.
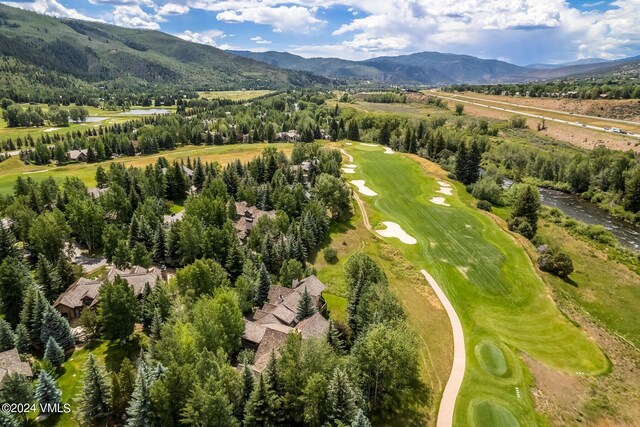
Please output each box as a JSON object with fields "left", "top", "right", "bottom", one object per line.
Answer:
{"left": 477, "top": 200, "right": 492, "bottom": 212}
{"left": 509, "top": 116, "right": 527, "bottom": 129}
{"left": 508, "top": 216, "right": 534, "bottom": 239}
{"left": 539, "top": 251, "right": 574, "bottom": 277}
{"left": 471, "top": 176, "right": 503, "bottom": 205}
{"left": 324, "top": 247, "right": 338, "bottom": 264}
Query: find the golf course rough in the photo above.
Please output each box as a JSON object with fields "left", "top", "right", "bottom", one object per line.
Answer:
{"left": 342, "top": 142, "right": 608, "bottom": 427}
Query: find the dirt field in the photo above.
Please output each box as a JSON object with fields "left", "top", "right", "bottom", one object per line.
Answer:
{"left": 444, "top": 100, "right": 640, "bottom": 152}
{"left": 459, "top": 92, "right": 640, "bottom": 122}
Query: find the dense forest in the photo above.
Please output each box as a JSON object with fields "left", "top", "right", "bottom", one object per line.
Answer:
{"left": 445, "top": 81, "right": 640, "bottom": 99}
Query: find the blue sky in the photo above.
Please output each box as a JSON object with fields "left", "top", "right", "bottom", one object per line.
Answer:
{"left": 3, "top": 0, "right": 639, "bottom": 65}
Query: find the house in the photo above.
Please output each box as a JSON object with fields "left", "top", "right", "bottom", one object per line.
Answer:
{"left": 67, "top": 149, "right": 88, "bottom": 162}
{"left": 0, "top": 348, "right": 33, "bottom": 386}
{"left": 275, "top": 130, "right": 299, "bottom": 142}
{"left": 54, "top": 266, "right": 162, "bottom": 320}
{"left": 241, "top": 275, "right": 328, "bottom": 373}
{"left": 233, "top": 201, "right": 276, "bottom": 243}
{"left": 87, "top": 187, "right": 108, "bottom": 198}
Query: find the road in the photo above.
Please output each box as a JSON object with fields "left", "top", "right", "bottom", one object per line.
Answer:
{"left": 346, "top": 147, "right": 464, "bottom": 427}
{"left": 434, "top": 92, "right": 640, "bottom": 140}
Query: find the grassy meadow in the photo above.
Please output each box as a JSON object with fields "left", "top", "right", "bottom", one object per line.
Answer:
{"left": 340, "top": 142, "right": 608, "bottom": 426}
{"left": 0, "top": 143, "right": 293, "bottom": 195}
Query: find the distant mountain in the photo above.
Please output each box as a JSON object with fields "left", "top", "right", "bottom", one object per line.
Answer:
{"left": 527, "top": 58, "right": 610, "bottom": 70}
{"left": 232, "top": 50, "right": 537, "bottom": 85}
{"left": 0, "top": 4, "right": 330, "bottom": 94}
{"left": 232, "top": 50, "right": 640, "bottom": 86}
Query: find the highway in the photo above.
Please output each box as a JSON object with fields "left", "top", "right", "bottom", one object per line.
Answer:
{"left": 433, "top": 92, "right": 640, "bottom": 140}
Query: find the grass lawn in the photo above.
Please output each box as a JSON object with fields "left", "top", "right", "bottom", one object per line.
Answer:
{"left": 196, "top": 90, "right": 274, "bottom": 101}
{"left": 332, "top": 101, "right": 452, "bottom": 119}
{"left": 39, "top": 338, "right": 141, "bottom": 427}
{"left": 0, "top": 143, "right": 293, "bottom": 196}
{"left": 340, "top": 142, "right": 608, "bottom": 426}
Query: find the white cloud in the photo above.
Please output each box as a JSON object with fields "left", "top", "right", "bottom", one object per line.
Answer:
{"left": 112, "top": 4, "right": 160, "bottom": 29}
{"left": 250, "top": 35, "right": 272, "bottom": 44}
{"left": 3, "top": 0, "right": 103, "bottom": 21}
{"left": 217, "top": 5, "right": 325, "bottom": 33}
{"left": 157, "top": 3, "right": 189, "bottom": 16}
{"left": 176, "top": 29, "right": 225, "bottom": 46}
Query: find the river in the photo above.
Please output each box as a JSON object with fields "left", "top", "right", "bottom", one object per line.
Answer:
{"left": 504, "top": 179, "right": 640, "bottom": 250}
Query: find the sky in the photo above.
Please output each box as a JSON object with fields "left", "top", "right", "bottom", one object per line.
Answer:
{"left": 2, "top": 0, "right": 640, "bottom": 65}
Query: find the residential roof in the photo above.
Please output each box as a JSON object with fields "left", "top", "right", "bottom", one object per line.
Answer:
{"left": 0, "top": 348, "right": 33, "bottom": 385}
{"left": 292, "top": 275, "right": 326, "bottom": 297}
{"left": 252, "top": 328, "right": 290, "bottom": 373}
{"left": 295, "top": 312, "right": 329, "bottom": 339}
{"left": 54, "top": 277, "right": 102, "bottom": 310}
{"left": 67, "top": 149, "right": 88, "bottom": 160}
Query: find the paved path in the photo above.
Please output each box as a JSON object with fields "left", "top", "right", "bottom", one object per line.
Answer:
{"left": 420, "top": 269, "right": 466, "bottom": 427}
{"left": 343, "top": 148, "right": 465, "bottom": 427}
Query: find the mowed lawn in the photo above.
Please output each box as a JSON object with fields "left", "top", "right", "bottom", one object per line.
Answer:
{"left": 0, "top": 143, "right": 293, "bottom": 195}
{"left": 342, "top": 143, "right": 608, "bottom": 427}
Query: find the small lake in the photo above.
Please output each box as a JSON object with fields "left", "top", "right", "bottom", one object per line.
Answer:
{"left": 119, "top": 109, "right": 171, "bottom": 116}
{"left": 504, "top": 179, "right": 640, "bottom": 250}
{"left": 83, "top": 117, "right": 107, "bottom": 123}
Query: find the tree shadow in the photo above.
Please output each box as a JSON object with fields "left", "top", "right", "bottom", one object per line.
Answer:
{"left": 104, "top": 335, "right": 142, "bottom": 372}
{"left": 561, "top": 275, "right": 579, "bottom": 287}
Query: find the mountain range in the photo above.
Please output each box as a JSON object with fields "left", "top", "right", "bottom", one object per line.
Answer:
{"left": 232, "top": 50, "right": 640, "bottom": 85}
{"left": 0, "top": 2, "right": 639, "bottom": 94}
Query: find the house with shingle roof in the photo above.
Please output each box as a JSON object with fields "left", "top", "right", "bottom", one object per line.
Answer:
{"left": 0, "top": 348, "right": 33, "bottom": 386}
{"left": 233, "top": 201, "right": 276, "bottom": 243}
{"left": 67, "top": 149, "right": 88, "bottom": 162}
{"left": 241, "top": 275, "right": 329, "bottom": 373}
{"left": 54, "top": 266, "right": 162, "bottom": 320}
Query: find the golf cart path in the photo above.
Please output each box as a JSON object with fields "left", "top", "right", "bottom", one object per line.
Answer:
{"left": 351, "top": 185, "right": 464, "bottom": 427}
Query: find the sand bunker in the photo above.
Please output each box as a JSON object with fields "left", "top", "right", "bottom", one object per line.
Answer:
{"left": 376, "top": 222, "right": 417, "bottom": 245}
{"left": 44, "top": 128, "right": 60, "bottom": 133}
{"left": 345, "top": 142, "right": 353, "bottom": 145}
{"left": 437, "top": 187, "right": 453, "bottom": 196}
{"left": 362, "top": 143, "right": 377, "bottom": 147}
{"left": 23, "top": 170, "right": 50, "bottom": 175}
{"left": 345, "top": 164, "right": 357, "bottom": 168}
{"left": 431, "top": 197, "right": 451, "bottom": 207}
{"left": 384, "top": 146, "right": 394, "bottom": 154}
{"left": 351, "top": 180, "right": 378, "bottom": 196}
{"left": 340, "top": 149, "right": 354, "bottom": 162}
{"left": 342, "top": 168, "right": 356, "bottom": 174}
{"left": 438, "top": 181, "right": 451, "bottom": 187}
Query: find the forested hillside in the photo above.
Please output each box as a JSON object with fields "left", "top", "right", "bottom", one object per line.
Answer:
{"left": 0, "top": 4, "right": 330, "bottom": 102}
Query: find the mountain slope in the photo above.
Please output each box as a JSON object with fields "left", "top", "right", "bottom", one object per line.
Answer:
{"left": 0, "top": 4, "right": 330, "bottom": 92}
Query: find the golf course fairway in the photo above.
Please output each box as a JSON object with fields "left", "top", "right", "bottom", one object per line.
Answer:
{"left": 342, "top": 143, "right": 608, "bottom": 426}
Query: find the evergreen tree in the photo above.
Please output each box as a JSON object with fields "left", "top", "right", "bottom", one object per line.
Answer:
{"left": 37, "top": 254, "right": 63, "bottom": 301}
{"left": 111, "top": 357, "right": 136, "bottom": 417}
{"left": 77, "top": 353, "right": 112, "bottom": 425}
{"left": 455, "top": 142, "right": 470, "bottom": 184}
{"left": 242, "top": 359, "right": 254, "bottom": 409}
{"left": 264, "top": 351, "right": 282, "bottom": 397}
{"left": 509, "top": 185, "right": 541, "bottom": 238}
{"left": 296, "top": 287, "right": 315, "bottom": 320}
{"left": 468, "top": 140, "right": 482, "bottom": 184}
{"left": 0, "top": 318, "right": 16, "bottom": 351}
{"left": 326, "top": 320, "right": 344, "bottom": 353}
{"left": 152, "top": 225, "right": 166, "bottom": 264}
{"left": 14, "top": 324, "right": 30, "bottom": 353}
{"left": 227, "top": 196, "right": 239, "bottom": 221}
{"left": 40, "top": 306, "right": 75, "bottom": 350}
{"left": 351, "top": 409, "right": 372, "bottom": 427}
{"left": 131, "top": 242, "right": 152, "bottom": 268}
{"left": 0, "top": 257, "right": 33, "bottom": 326}
{"left": 43, "top": 337, "right": 65, "bottom": 366}
{"left": 0, "top": 411, "right": 19, "bottom": 427}
{"left": 327, "top": 367, "right": 358, "bottom": 425}
{"left": 347, "top": 120, "right": 360, "bottom": 141}
{"left": 225, "top": 242, "right": 244, "bottom": 282}
{"left": 24, "top": 288, "right": 48, "bottom": 347}
{"left": 244, "top": 375, "right": 279, "bottom": 427}
{"left": 0, "top": 224, "right": 18, "bottom": 261}
{"left": 126, "top": 361, "right": 154, "bottom": 427}
{"left": 35, "top": 371, "right": 62, "bottom": 414}
{"left": 256, "top": 263, "right": 272, "bottom": 307}
{"left": 0, "top": 373, "right": 33, "bottom": 424}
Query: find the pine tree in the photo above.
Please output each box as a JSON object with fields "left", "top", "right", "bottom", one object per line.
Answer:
{"left": 244, "top": 375, "right": 279, "bottom": 427}
{"left": 14, "top": 323, "right": 30, "bottom": 353}
{"left": 242, "top": 359, "right": 254, "bottom": 405}
{"left": 0, "top": 223, "right": 18, "bottom": 261}
{"left": 37, "top": 254, "right": 63, "bottom": 301}
{"left": 0, "top": 411, "right": 19, "bottom": 427}
{"left": 43, "top": 337, "right": 65, "bottom": 366}
{"left": 351, "top": 409, "right": 372, "bottom": 427}
{"left": 256, "top": 263, "right": 272, "bottom": 307}
{"left": 77, "top": 353, "right": 112, "bottom": 424}
{"left": 227, "top": 196, "right": 238, "bottom": 221}
{"left": 40, "top": 306, "right": 75, "bottom": 350}
{"left": 467, "top": 140, "right": 482, "bottom": 184}
{"left": 347, "top": 120, "right": 360, "bottom": 141}
{"left": 35, "top": 371, "right": 62, "bottom": 414}
{"left": 264, "top": 351, "right": 282, "bottom": 397}
{"left": 111, "top": 357, "right": 136, "bottom": 417}
{"left": 152, "top": 224, "right": 166, "bottom": 264}
{"left": 297, "top": 287, "right": 315, "bottom": 320}
{"left": 509, "top": 185, "right": 541, "bottom": 237}
{"left": 126, "top": 361, "right": 154, "bottom": 427}
{"left": 0, "top": 318, "right": 16, "bottom": 351}
{"left": 326, "top": 320, "right": 344, "bottom": 353}
{"left": 225, "top": 242, "right": 244, "bottom": 282}
{"left": 455, "top": 142, "right": 469, "bottom": 184}
{"left": 327, "top": 367, "right": 358, "bottom": 425}
{"left": 28, "top": 289, "right": 48, "bottom": 347}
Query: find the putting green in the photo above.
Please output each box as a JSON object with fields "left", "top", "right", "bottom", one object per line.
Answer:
{"left": 476, "top": 341, "right": 509, "bottom": 378}
{"left": 343, "top": 143, "right": 608, "bottom": 426}
{"left": 474, "top": 400, "right": 520, "bottom": 427}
